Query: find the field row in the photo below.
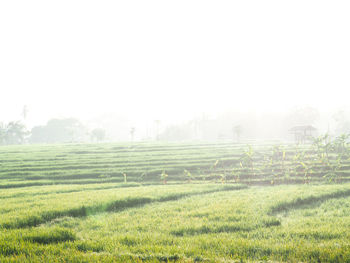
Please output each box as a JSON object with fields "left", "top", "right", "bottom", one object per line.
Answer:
{"left": 1, "top": 141, "right": 350, "bottom": 187}
{"left": 0, "top": 183, "right": 245, "bottom": 229}
{"left": 1, "top": 183, "right": 350, "bottom": 262}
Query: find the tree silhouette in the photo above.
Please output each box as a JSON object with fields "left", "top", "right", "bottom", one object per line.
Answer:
{"left": 130, "top": 127, "right": 135, "bottom": 141}
{"left": 0, "top": 123, "right": 6, "bottom": 144}
{"left": 30, "top": 118, "right": 86, "bottom": 143}
{"left": 154, "top": 120, "right": 161, "bottom": 141}
{"left": 22, "top": 105, "right": 29, "bottom": 120}
{"left": 5, "top": 121, "right": 28, "bottom": 144}
{"left": 91, "top": 128, "right": 106, "bottom": 142}
{"left": 233, "top": 125, "right": 242, "bottom": 142}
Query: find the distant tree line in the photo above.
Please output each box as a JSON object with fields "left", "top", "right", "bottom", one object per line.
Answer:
{"left": 30, "top": 118, "right": 86, "bottom": 143}
{"left": 30, "top": 118, "right": 107, "bottom": 144}
{"left": 0, "top": 118, "right": 107, "bottom": 145}
{"left": 2, "top": 106, "right": 350, "bottom": 145}
{"left": 158, "top": 107, "right": 350, "bottom": 141}
{"left": 0, "top": 121, "right": 29, "bottom": 145}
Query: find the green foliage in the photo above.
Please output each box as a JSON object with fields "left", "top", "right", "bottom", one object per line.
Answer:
{"left": 239, "top": 145, "right": 256, "bottom": 176}
{"left": 323, "top": 156, "right": 342, "bottom": 183}
{"left": 333, "top": 134, "right": 350, "bottom": 158}
{"left": 183, "top": 169, "right": 193, "bottom": 182}
{"left": 219, "top": 172, "right": 227, "bottom": 184}
{"left": 123, "top": 173, "right": 127, "bottom": 183}
{"left": 160, "top": 170, "right": 168, "bottom": 184}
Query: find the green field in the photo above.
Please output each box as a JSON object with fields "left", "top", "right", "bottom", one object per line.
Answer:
{"left": 1, "top": 141, "right": 350, "bottom": 262}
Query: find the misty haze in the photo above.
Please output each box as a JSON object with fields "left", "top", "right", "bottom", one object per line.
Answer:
{"left": 1, "top": 1, "right": 350, "bottom": 262}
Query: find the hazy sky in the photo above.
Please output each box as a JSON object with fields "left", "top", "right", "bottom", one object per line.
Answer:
{"left": 1, "top": 1, "right": 349, "bottom": 126}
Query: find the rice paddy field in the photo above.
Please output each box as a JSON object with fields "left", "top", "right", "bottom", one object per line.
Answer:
{"left": 1, "top": 140, "right": 350, "bottom": 262}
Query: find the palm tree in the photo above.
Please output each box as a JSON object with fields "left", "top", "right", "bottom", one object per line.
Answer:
{"left": 130, "top": 127, "right": 135, "bottom": 141}
{"left": 233, "top": 125, "right": 242, "bottom": 142}
{"left": 0, "top": 123, "right": 6, "bottom": 145}
{"left": 154, "top": 120, "right": 161, "bottom": 141}
{"left": 22, "top": 105, "right": 29, "bottom": 120}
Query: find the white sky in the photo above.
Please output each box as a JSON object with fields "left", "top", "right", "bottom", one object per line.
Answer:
{"left": 0, "top": 1, "right": 349, "bottom": 126}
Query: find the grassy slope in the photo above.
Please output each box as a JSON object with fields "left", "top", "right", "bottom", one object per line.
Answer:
{"left": 1, "top": 184, "right": 350, "bottom": 262}
{"left": 1, "top": 142, "right": 350, "bottom": 262}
